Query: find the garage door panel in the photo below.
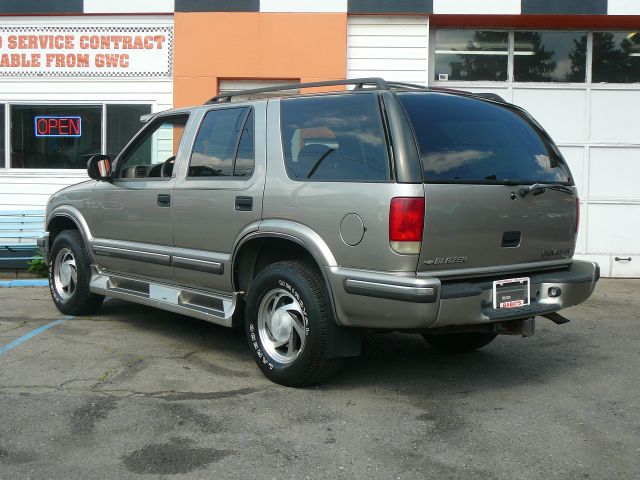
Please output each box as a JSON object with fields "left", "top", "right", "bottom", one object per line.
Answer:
{"left": 586, "top": 204, "right": 640, "bottom": 254}
{"left": 512, "top": 89, "right": 587, "bottom": 144}
{"left": 589, "top": 147, "right": 640, "bottom": 200}
{"left": 591, "top": 90, "right": 640, "bottom": 143}
{"left": 559, "top": 146, "right": 585, "bottom": 197}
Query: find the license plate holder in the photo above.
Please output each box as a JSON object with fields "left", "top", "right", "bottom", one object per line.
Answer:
{"left": 493, "top": 277, "right": 530, "bottom": 309}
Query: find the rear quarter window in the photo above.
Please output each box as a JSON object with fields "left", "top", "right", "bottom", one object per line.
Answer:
{"left": 280, "top": 93, "right": 390, "bottom": 182}
{"left": 398, "top": 92, "right": 572, "bottom": 184}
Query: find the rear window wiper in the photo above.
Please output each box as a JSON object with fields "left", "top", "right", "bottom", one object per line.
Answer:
{"left": 518, "top": 183, "right": 574, "bottom": 197}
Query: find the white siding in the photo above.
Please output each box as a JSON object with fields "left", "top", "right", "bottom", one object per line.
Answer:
{"left": 0, "top": 16, "right": 173, "bottom": 212}
{"left": 433, "top": 0, "right": 520, "bottom": 15}
{"left": 83, "top": 0, "right": 175, "bottom": 14}
{"left": 347, "top": 16, "right": 429, "bottom": 85}
{"left": 608, "top": 0, "right": 640, "bottom": 15}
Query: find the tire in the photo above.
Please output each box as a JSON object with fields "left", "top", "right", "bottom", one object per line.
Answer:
{"left": 422, "top": 332, "right": 497, "bottom": 353}
{"left": 48, "top": 229, "right": 104, "bottom": 316}
{"left": 244, "top": 260, "right": 343, "bottom": 387}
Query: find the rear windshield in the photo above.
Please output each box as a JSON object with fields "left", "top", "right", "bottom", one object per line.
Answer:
{"left": 398, "top": 92, "right": 572, "bottom": 184}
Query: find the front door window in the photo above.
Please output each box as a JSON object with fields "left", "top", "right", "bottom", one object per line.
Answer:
{"left": 116, "top": 114, "right": 189, "bottom": 179}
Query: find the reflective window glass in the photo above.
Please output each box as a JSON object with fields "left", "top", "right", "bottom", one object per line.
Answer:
{"left": 10, "top": 105, "right": 101, "bottom": 169}
{"left": 398, "top": 92, "right": 571, "bottom": 184}
{"left": 281, "top": 93, "right": 390, "bottom": 182}
{"left": 593, "top": 31, "right": 640, "bottom": 83}
{"left": 234, "top": 109, "right": 255, "bottom": 178}
{"left": 188, "top": 107, "right": 252, "bottom": 178}
{"left": 434, "top": 30, "right": 508, "bottom": 81}
{"left": 514, "top": 31, "right": 587, "bottom": 82}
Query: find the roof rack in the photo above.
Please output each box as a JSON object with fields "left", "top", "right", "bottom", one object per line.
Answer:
{"left": 206, "top": 77, "right": 391, "bottom": 104}
{"left": 204, "top": 77, "right": 507, "bottom": 104}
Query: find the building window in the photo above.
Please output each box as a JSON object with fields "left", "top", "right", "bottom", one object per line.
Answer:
{"left": 10, "top": 105, "right": 102, "bottom": 169}
{"left": 433, "top": 29, "right": 638, "bottom": 85}
{"left": 514, "top": 31, "right": 587, "bottom": 82}
{"left": 106, "top": 104, "right": 152, "bottom": 159}
{"left": 434, "top": 30, "right": 509, "bottom": 81}
{"left": 6, "top": 103, "right": 152, "bottom": 169}
{"left": 592, "top": 31, "right": 640, "bottom": 83}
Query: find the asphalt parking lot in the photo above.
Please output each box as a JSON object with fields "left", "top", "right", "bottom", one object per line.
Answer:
{"left": 0, "top": 279, "right": 638, "bottom": 479}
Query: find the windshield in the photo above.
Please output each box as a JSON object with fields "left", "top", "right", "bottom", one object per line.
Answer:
{"left": 398, "top": 92, "right": 572, "bottom": 184}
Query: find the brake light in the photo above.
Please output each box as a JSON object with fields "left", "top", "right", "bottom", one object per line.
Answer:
{"left": 389, "top": 197, "right": 425, "bottom": 255}
{"left": 575, "top": 196, "right": 580, "bottom": 234}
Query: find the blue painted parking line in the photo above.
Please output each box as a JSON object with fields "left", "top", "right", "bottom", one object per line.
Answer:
{"left": 0, "top": 315, "right": 73, "bottom": 356}
{"left": 0, "top": 279, "right": 49, "bottom": 287}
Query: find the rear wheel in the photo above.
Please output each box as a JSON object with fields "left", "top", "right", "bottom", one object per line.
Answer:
{"left": 48, "top": 230, "right": 104, "bottom": 315}
{"left": 244, "top": 260, "right": 343, "bottom": 387}
{"left": 422, "top": 332, "right": 497, "bottom": 353}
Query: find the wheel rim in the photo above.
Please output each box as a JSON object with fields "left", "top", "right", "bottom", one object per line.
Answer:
{"left": 54, "top": 247, "right": 77, "bottom": 301}
{"left": 257, "top": 288, "right": 306, "bottom": 364}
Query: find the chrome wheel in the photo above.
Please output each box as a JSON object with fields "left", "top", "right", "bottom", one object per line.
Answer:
{"left": 257, "top": 288, "right": 306, "bottom": 364}
{"left": 54, "top": 247, "right": 77, "bottom": 301}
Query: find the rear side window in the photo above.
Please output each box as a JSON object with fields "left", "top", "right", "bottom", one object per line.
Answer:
{"left": 281, "top": 94, "right": 390, "bottom": 182}
{"left": 189, "top": 107, "right": 254, "bottom": 178}
{"left": 398, "top": 92, "right": 571, "bottom": 184}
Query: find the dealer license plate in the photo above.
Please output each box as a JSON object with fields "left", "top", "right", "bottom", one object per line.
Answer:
{"left": 492, "top": 277, "right": 530, "bottom": 309}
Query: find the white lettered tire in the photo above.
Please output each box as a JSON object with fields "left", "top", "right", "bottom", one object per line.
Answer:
{"left": 244, "top": 261, "right": 343, "bottom": 387}
{"left": 48, "top": 230, "right": 104, "bottom": 315}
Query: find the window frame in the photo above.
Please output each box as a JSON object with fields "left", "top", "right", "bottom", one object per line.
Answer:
{"left": 185, "top": 105, "right": 255, "bottom": 181}
{"left": 7, "top": 102, "right": 104, "bottom": 170}
{"left": 1, "top": 101, "right": 154, "bottom": 170}
{"left": 279, "top": 92, "right": 393, "bottom": 184}
{"left": 113, "top": 112, "right": 190, "bottom": 182}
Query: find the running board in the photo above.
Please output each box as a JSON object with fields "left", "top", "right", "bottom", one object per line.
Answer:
{"left": 89, "top": 267, "right": 237, "bottom": 327}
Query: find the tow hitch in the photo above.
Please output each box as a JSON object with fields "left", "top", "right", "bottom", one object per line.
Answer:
{"left": 543, "top": 312, "right": 571, "bottom": 325}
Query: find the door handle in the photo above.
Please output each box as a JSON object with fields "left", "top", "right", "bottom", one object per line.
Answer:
{"left": 157, "top": 194, "right": 171, "bottom": 207}
{"left": 235, "top": 196, "right": 253, "bottom": 211}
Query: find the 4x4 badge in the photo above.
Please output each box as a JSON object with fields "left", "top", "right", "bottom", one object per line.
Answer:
{"left": 424, "top": 256, "right": 467, "bottom": 265}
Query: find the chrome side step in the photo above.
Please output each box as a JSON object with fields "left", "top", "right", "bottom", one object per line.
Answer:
{"left": 89, "top": 267, "right": 237, "bottom": 327}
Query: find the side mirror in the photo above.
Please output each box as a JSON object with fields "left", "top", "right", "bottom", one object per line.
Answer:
{"left": 87, "top": 154, "right": 112, "bottom": 181}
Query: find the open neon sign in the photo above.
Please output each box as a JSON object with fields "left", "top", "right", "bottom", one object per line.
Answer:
{"left": 34, "top": 116, "right": 82, "bottom": 137}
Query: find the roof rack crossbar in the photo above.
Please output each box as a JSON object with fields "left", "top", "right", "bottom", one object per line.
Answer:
{"left": 205, "top": 77, "right": 390, "bottom": 104}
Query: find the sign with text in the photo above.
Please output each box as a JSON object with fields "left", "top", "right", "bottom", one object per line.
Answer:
{"left": 35, "top": 116, "right": 82, "bottom": 137}
{"left": 0, "top": 25, "right": 173, "bottom": 77}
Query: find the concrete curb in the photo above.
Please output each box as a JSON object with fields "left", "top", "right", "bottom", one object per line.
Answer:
{"left": 0, "top": 279, "right": 48, "bottom": 288}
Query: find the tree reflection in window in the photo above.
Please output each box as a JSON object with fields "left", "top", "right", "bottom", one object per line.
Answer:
{"left": 593, "top": 32, "right": 640, "bottom": 83}
{"left": 514, "top": 31, "right": 587, "bottom": 82}
{"left": 434, "top": 30, "right": 508, "bottom": 81}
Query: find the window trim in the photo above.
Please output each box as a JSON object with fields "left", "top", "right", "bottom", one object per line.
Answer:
{"left": 7, "top": 102, "right": 104, "bottom": 170}
{"left": 185, "top": 105, "right": 256, "bottom": 181}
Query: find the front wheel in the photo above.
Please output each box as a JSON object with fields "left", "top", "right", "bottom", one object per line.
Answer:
{"left": 422, "top": 332, "right": 497, "bottom": 353}
{"left": 244, "top": 261, "right": 343, "bottom": 387}
{"left": 48, "top": 229, "right": 104, "bottom": 315}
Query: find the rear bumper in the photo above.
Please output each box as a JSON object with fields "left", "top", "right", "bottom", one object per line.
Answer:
{"left": 326, "top": 260, "right": 599, "bottom": 329}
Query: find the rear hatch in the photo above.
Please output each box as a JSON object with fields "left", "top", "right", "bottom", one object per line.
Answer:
{"left": 397, "top": 92, "right": 578, "bottom": 274}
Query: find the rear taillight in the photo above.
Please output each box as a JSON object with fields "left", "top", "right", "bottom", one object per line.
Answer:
{"left": 575, "top": 196, "right": 580, "bottom": 234}
{"left": 389, "top": 197, "right": 425, "bottom": 255}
